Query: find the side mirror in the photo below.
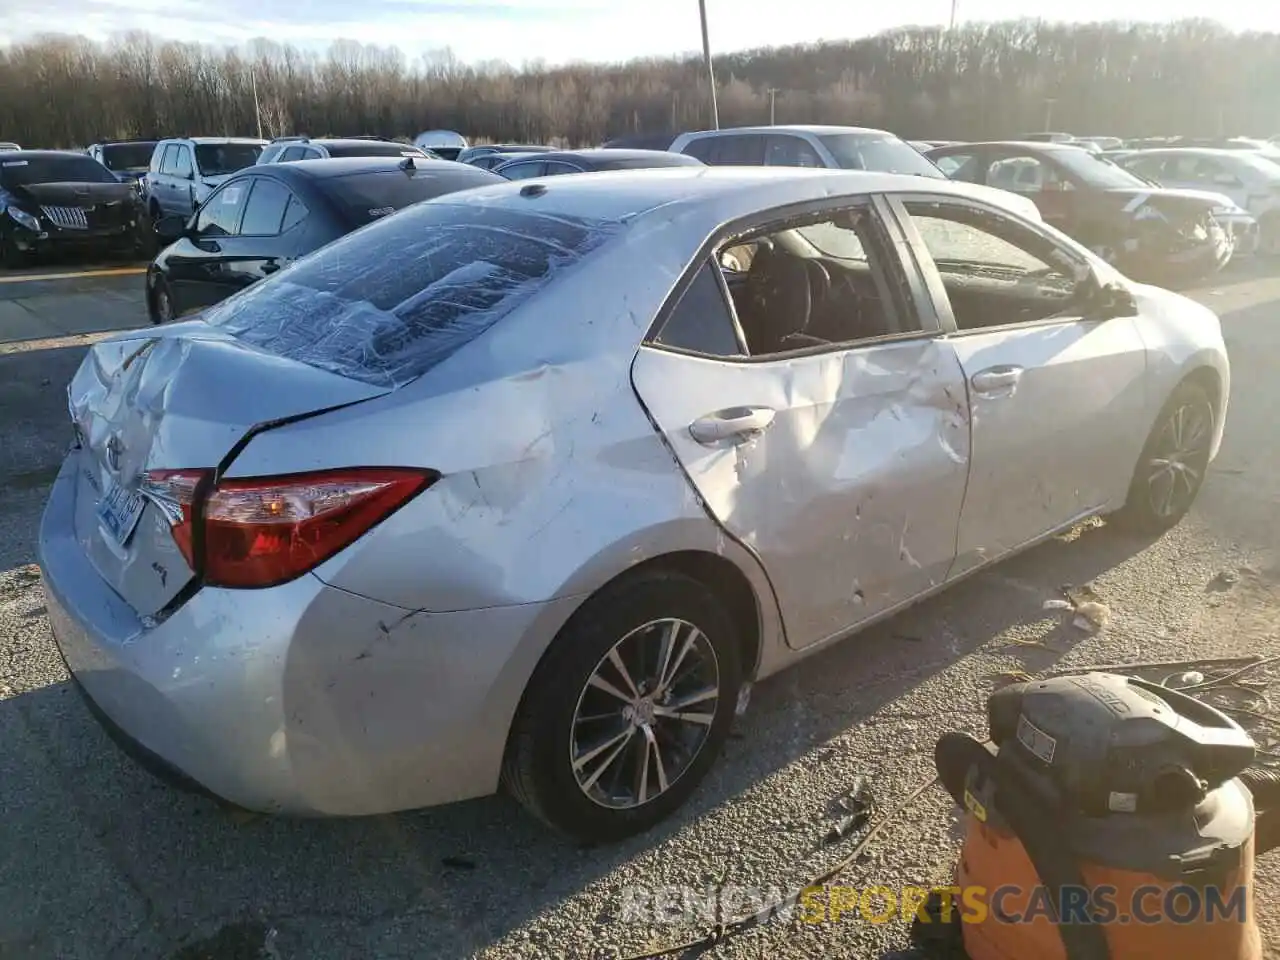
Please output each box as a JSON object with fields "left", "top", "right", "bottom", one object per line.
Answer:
{"left": 154, "top": 214, "right": 189, "bottom": 242}
{"left": 1080, "top": 275, "right": 1137, "bottom": 321}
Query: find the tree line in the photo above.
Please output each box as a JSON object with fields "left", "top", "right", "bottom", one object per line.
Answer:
{"left": 0, "top": 20, "right": 1275, "bottom": 151}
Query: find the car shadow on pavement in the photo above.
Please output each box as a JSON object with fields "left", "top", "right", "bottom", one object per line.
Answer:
{"left": 0, "top": 520, "right": 1159, "bottom": 960}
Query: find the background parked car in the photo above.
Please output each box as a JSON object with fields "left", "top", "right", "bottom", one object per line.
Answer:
{"left": 144, "top": 136, "right": 266, "bottom": 221}
{"left": 925, "top": 140, "right": 1248, "bottom": 281}
{"left": 670, "top": 124, "right": 1042, "bottom": 221}
{"left": 493, "top": 148, "right": 703, "bottom": 179}
{"left": 456, "top": 144, "right": 552, "bottom": 165}
{"left": 413, "top": 129, "right": 468, "bottom": 161}
{"left": 1, "top": 150, "right": 144, "bottom": 267}
{"left": 146, "top": 155, "right": 503, "bottom": 323}
{"left": 0, "top": 142, "right": 21, "bottom": 152}
{"left": 1114, "top": 147, "right": 1280, "bottom": 254}
{"left": 600, "top": 133, "right": 679, "bottom": 150}
{"left": 86, "top": 139, "right": 158, "bottom": 186}
{"left": 256, "top": 136, "right": 433, "bottom": 165}
{"left": 42, "top": 167, "right": 1228, "bottom": 843}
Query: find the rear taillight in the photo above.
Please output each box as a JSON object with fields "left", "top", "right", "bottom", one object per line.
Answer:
{"left": 142, "top": 467, "right": 436, "bottom": 589}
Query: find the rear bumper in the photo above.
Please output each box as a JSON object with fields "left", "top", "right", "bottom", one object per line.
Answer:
{"left": 39, "top": 454, "right": 578, "bottom": 816}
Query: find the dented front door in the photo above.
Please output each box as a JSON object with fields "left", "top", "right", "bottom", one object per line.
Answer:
{"left": 632, "top": 338, "right": 972, "bottom": 650}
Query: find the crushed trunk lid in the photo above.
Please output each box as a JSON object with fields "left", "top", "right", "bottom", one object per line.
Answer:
{"left": 67, "top": 324, "right": 389, "bottom": 617}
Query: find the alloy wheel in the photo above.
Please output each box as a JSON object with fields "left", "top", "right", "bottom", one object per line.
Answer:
{"left": 569, "top": 617, "right": 720, "bottom": 810}
{"left": 1144, "top": 399, "right": 1213, "bottom": 520}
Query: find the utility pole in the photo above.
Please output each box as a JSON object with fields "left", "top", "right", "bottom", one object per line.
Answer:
{"left": 250, "top": 67, "right": 264, "bottom": 139}
{"left": 949, "top": 0, "right": 958, "bottom": 30}
{"left": 698, "top": 0, "right": 720, "bottom": 129}
{"left": 1043, "top": 97, "right": 1057, "bottom": 131}
{"left": 767, "top": 88, "right": 780, "bottom": 125}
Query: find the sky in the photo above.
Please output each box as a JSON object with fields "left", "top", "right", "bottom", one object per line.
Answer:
{"left": 1, "top": 0, "right": 1279, "bottom": 66}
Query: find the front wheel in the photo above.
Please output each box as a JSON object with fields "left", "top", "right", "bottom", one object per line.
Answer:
{"left": 148, "top": 276, "right": 175, "bottom": 325}
{"left": 502, "top": 570, "right": 743, "bottom": 843}
{"left": 1110, "top": 380, "right": 1216, "bottom": 534}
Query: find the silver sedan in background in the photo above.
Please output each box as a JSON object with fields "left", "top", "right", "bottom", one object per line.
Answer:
{"left": 39, "top": 167, "right": 1228, "bottom": 842}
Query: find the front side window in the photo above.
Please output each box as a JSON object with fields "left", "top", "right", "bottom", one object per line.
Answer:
{"left": 195, "top": 181, "right": 249, "bottom": 237}
{"left": 932, "top": 152, "right": 980, "bottom": 181}
{"left": 985, "top": 155, "right": 1072, "bottom": 194}
{"left": 717, "top": 203, "right": 909, "bottom": 357}
{"left": 500, "top": 161, "right": 546, "bottom": 180}
{"left": 901, "top": 199, "right": 1086, "bottom": 331}
{"left": 172, "top": 146, "right": 193, "bottom": 179}
{"left": 279, "top": 146, "right": 308, "bottom": 162}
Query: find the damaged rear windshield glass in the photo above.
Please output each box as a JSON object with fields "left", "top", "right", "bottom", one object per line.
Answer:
{"left": 203, "top": 202, "right": 617, "bottom": 388}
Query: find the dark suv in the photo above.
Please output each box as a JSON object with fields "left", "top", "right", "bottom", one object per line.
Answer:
{"left": 86, "top": 140, "right": 158, "bottom": 186}
{"left": 1, "top": 150, "right": 144, "bottom": 267}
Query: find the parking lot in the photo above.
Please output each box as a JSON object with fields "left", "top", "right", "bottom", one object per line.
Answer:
{"left": 2, "top": 259, "right": 1279, "bottom": 960}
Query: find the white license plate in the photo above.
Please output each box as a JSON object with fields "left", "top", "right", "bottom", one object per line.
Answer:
{"left": 97, "top": 479, "right": 146, "bottom": 547}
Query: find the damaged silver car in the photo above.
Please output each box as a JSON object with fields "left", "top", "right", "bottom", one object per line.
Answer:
{"left": 39, "top": 168, "right": 1230, "bottom": 842}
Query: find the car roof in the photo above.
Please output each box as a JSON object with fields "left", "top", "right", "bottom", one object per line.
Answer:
{"left": 525, "top": 149, "right": 701, "bottom": 166}
{"left": 254, "top": 156, "right": 501, "bottom": 181}
{"left": 1, "top": 150, "right": 96, "bottom": 160}
{"left": 429, "top": 166, "right": 1035, "bottom": 228}
{"left": 679, "top": 124, "right": 893, "bottom": 139}
{"left": 929, "top": 140, "right": 1086, "bottom": 152}
{"left": 1121, "top": 147, "right": 1244, "bottom": 158}
{"left": 289, "top": 138, "right": 422, "bottom": 149}
{"left": 164, "top": 137, "right": 267, "bottom": 145}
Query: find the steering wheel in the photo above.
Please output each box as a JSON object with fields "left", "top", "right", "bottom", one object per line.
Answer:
{"left": 743, "top": 247, "right": 813, "bottom": 352}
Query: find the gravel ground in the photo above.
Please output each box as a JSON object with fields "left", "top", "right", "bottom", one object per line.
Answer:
{"left": 0, "top": 261, "right": 1278, "bottom": 960}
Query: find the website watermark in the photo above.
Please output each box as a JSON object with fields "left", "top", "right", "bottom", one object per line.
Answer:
{"left": 617, "top": 883, "right": 1248, "bottom": 926}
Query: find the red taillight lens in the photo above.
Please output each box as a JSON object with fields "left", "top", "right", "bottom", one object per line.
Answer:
{"left": 142, "top": 467, "right": 435, "bottom": 589}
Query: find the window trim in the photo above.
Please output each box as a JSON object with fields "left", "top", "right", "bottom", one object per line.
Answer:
{"left": 642, "top": 193, "right": 939, "bottom": 364}
{"left": 884, "top": 192, "right": 1098, "bottom": 338}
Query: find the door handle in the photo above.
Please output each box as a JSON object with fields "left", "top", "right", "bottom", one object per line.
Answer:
{"left": 970, "top": 365, "right": 1023, "bottom": 395}
{"left": 689, "top": 406, "right": 776, "bottom": 445}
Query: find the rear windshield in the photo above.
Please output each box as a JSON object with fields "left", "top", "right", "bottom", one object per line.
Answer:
{"left": 194, "top": 143, "right": 263, "bottom": 176}
{"left": 819, "top": 134, "right": 947, "bottom": 179}
{"left": 101, "top": 142, "right": 156, "bottom": 170}
{"left": 204, "top": 202, "right": 618, "bottom": 388}
{"left": 0, "top": 154, "right": 118, "bottom": 186}
{"left": 327, "top": 167, "right": 501, "bottom": 225}
{"left": 324, "top": 142, "right": 425, "bottom": 159}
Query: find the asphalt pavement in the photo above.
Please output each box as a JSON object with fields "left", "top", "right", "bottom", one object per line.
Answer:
{"left": 1, "top": 259, "right": 1278, "bottom": 960}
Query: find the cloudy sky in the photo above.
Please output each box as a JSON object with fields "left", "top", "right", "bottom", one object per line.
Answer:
{"left": 1, "top": 0, "right": 1277, "bottom": 65}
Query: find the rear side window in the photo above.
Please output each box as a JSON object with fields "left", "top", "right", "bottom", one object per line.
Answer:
{"left": 326, "top": 167, "right": 501, "bottom": 225}
{"left": 204, "top": 203, "right": 620, "bottom": 388}
{"left": 652, "top": 262, "right": 742, "bottom": 357}
{"left": 280, "top": 146, "right": 308, "bottom": 162}
{"left": 173, "top": 146, "right": 193, "bottom": 178}
{"left": 239, "top": 179, "right": 294, "bottom": 236}
{"left": 196, "top": 181, "right": 249, "bottom": 237}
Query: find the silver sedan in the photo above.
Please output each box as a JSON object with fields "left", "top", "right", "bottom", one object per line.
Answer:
{"left": 39, "top": 167, "right": 1229, "bottom": 842}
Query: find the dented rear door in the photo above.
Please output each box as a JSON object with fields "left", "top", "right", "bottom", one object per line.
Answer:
{"left": 632, "top": 337, "right": 972, "bottom": 651}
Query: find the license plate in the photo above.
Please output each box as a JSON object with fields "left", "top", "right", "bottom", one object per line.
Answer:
{"left": 97, "top": 479, "right": 145, "bottom": 547}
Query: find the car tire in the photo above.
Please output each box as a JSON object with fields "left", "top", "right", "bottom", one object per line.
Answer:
{"left": 149, "top": 277, "right": 175, "bottom": 325}
{"left": 502, "top": 569, "right": 743, "bottom": 843}
{"left": 1110, "top": 379, "right": 1216, "bottom": 535}
{"left": 0, "top": 233, "right": 30, "bottom": 270}
{"left": 1259, "top": 213, "right": 1280, "bottom": 257}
